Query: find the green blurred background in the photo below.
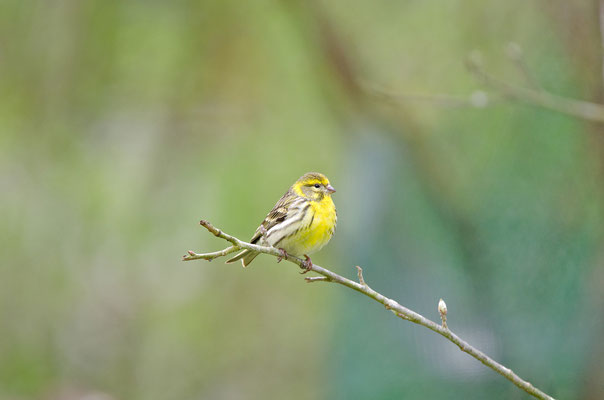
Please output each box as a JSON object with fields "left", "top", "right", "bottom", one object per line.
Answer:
{"left": 2, "top": 1, "right": 603, "bottom": 399}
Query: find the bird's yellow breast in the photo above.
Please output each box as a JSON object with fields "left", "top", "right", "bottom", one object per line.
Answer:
{"left": 280, "top": 195, "right": 336, "bottom": 256}
{"left": 308, "top": 196, "right": 337, "bottom": 239}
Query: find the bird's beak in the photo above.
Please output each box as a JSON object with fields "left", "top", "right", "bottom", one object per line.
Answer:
{"left": 326, "top": 184, "right": 336, "bottom": 194}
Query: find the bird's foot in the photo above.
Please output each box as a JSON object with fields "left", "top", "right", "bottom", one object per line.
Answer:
{"left": 300, "top": 255, "right": 313, "bottom": 274}
{"left": 277, "top": 248, "right": 289, "bottom": 263}
{"left": 259, "top": 225, "right": 269, "bottom": 241}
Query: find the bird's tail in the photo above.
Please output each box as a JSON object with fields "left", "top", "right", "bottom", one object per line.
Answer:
{"left": 225, "top": 249, "right": 259, "bottom": 267}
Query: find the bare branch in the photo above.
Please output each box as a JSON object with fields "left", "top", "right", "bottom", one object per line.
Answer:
{"left": 183, "top": 220, "right": 555, "bottom": 400}
{"left": 466, "top": 52, "right": 604, "bottom": 123}
{"left": 363, "top": 47, "right": 604, "bottom": 124}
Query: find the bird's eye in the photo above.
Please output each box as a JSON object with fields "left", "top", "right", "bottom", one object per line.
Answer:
{"left": 314, "top": 183, "right": 321, "bottom": 188}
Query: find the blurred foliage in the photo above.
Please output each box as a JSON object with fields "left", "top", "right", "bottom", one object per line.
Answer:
{"left": 1, "top": 0, "right": 603, "bottom": 399}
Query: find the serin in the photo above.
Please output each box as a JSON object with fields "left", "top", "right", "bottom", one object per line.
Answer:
{"left": 226, "top": 172, "right": 337, "bottom": 271}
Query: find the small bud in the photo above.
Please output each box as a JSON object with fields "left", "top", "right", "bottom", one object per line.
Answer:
{"left": 469, "top": 90, "right": 489, "bottom": 108}
{"left": 438, "top": 298, "right": 448, "bottom": 329}
{"left": 438, "top": 298, "right": 447, "bottom": 316}
{"left": 505, "top": 42, "right": 523, "bottom": 60}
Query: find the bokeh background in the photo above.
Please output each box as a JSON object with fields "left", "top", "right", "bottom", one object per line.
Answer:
{"left": 2, "top": 1, "right": 604, "bottom": 399}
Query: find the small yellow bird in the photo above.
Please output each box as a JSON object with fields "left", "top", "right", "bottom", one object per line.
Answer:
{"left": 226, "top": 172, "right": 337, "bottom": 270}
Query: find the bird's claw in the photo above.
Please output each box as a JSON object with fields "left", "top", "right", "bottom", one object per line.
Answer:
{"left": 277, "top": 248, "right": 288, "bottom": 263}
{"left": 300, "top": 255, "right": 313, "bottom": 274}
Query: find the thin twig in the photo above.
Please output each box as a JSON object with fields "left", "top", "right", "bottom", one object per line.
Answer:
{"left": 183, "top": 220, "right": 555, "bottom": 400}
{"left": 466, "top": 53, "right": 604, "bottom": 123}
{"left": 356, "top": 265, "right": 367, "bottom": 286}
{"left": 184, "top": 247, "right": 239, "bottom": 261}
{"left": 363, "top": 48, "right": 604, "bottom": 124}
{"left": 305, "top": 276, "right": 330, "bottom": 283}
{"left": 362, "top": 81, "right": 498, "bottom": 109}
{"left": 504, "top": 42, "right": 542, "bottom": 90}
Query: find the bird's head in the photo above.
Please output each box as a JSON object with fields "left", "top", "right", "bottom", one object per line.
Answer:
{"left": 292, "top": 172, "right": 336, "bottom": 201}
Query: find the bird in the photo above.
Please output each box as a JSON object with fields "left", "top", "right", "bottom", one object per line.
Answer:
{"left": 226, "top": 172, "right": 337, "bottom": 271}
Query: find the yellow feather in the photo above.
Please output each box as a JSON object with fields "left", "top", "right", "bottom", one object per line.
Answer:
{"left": 279, "top": 195, "right": 336, "bottom": 256}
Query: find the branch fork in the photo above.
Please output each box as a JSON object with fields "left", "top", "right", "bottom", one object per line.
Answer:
{"left": 364, "top": 43, "right": 604, "bottom": 124}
